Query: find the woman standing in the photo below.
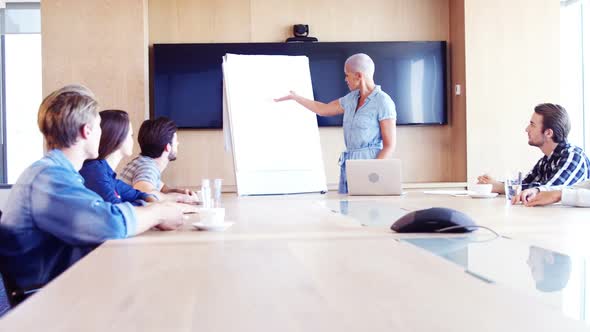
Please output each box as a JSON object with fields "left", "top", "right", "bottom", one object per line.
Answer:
{"left": 275, "top": 53, "right": 396, "bottom": 193}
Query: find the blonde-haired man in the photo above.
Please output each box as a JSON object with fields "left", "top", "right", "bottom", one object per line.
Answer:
{"left": 0, "top": 84, "right": 195, "bottom": 304}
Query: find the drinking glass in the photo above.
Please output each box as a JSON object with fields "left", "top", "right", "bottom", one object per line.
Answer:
{"left": 504, "top": 173, "right": 523, "bottom": 201}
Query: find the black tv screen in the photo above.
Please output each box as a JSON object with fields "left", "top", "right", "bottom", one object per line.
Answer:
{"left": 153, "top": 41, "right": 447, "bottom": 128}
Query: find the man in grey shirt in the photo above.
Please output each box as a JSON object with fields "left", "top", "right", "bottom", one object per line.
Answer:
{"left": 120, "top": 117, "right": 197, "bottom": 201}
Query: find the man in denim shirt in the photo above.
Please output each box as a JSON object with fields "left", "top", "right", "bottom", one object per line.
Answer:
{"left": 0, "top": 85, "right": 195, "bottom": 301}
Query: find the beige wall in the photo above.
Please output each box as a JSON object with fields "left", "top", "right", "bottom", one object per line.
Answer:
{"left": 464, "top": 0, "right": 560, "bottom": 182}
{"left": 41, "top": 0, "right": 149, "bottom": 156}
{"left": 44, "top": 1, "right": 536, "bottom": 190}
{"left": 40, "top": 0, "right": 562, "bottom": 190}
{"left": 149, "top": 0, "right": 466, "bottom": 189}
{"left": 449, "top": 0, "right": 467, "bottom": 182}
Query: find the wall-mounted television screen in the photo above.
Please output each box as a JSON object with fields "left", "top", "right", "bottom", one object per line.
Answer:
{"left": 153, "top": 41, "right": 447, "bottom": 129}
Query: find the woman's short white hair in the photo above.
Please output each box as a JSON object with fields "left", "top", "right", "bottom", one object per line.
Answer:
{"left": 344, "top": 53, "right": 375, "bottom": 79}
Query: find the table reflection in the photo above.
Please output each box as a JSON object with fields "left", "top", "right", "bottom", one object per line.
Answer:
{"left": 401, "top": 236, "right": 586, "bottom": 323}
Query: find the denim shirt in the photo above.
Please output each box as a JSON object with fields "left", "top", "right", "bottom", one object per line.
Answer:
{"left": 336, "top": 85, "right": 396, "bottom": 193}
{"left": 80, "top": 159, "right": 151, "bottom": 205}
{"left": 339, "top": 85, "right": 396, "bottom": 151}
{"left": 0, "top": 149, "right": 137, "bottom": 290}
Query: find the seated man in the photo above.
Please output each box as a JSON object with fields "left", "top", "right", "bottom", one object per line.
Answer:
{"left": 119, "top": 117, "right": 196, "bottom": 200}
{"left": 0, "top": 85, "right": 195, "bottom": 299}
{"left": 478, "top": 103, "right": 590, "bottom": 193}
{"left": 512, "top": 180, "right": 590, "bottom": 207}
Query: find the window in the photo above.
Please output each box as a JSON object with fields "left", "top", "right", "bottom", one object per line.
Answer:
{"left": 0, "top": 2, "right": 42, "bottom": 184}
{"left": 561, "top": 0, "right": 590, "bottom": 150}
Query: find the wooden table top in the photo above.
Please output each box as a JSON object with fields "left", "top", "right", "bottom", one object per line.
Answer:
{"left": 2, "top": 191, "right": 589, "bottom": 331}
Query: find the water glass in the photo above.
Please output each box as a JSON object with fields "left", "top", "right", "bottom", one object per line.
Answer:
{"left": 201, "top": 179, "right": 211, "bottom": 208}
{"left": 213, "top": 178, "right": 223, "bottom": 207}
{"left": 504, "top": 175, "right": 522, "bottom": 201}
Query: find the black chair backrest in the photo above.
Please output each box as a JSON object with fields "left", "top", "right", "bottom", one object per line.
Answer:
{"left": 0, "top": 209, "right": 9, "bottom": 317}
{"left": 0, "top": 273, "right": 11, "bottom": 317}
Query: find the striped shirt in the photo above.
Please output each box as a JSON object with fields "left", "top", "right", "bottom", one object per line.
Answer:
{"left": 524, "top": 142, "right": 590, "bottom": 189}
{"left": 119, "top": 155, "right": 163, "bottom": 191}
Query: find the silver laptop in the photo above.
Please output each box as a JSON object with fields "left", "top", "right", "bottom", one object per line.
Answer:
{"left": 346, "top": 159, "right": 403, "bottom": 196}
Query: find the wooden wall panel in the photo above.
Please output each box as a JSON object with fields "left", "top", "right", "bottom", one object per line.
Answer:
{"left": 149, "top": 0, "right": 251, "bottom": 43}
{"left": 148, "top": 0, "right": 461, "bottom": 188}
{"left": 449, "top": 0, "right": 467, "bottom": 181}
{"left": 249, "top": 0, "right": 449, "bottom": 42}
{"left": 464, "top": 0, "right": 560, "bottom": 182}
{"left": 41, "top": 0, "right": 464, "bottom": 189}
{"left": 41, "top": 0, "right": 149, "bottom": 172}
{"left": 40, "top": 0, "right": 562, "bottom": 190}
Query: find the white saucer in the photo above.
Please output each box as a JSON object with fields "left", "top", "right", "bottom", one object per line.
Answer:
{"left": 468, "top": 193, "right": 498, "bottom": 199}
{"left": 192, "top": 221, "right": 234, "bottom": 231}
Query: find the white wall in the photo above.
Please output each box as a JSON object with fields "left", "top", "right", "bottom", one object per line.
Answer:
{"left": 465, "top": 0, "right": 560, "bottom": 182}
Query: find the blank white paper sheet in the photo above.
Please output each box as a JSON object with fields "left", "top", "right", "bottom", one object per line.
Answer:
{"left": 223, "top": 54, "right": 327, "bottom": 195}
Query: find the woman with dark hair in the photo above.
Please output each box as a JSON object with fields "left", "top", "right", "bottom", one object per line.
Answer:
{"left": 80, "top": 110, "right": 156, "bottom": 204}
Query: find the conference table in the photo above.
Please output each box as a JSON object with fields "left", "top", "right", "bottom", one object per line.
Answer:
{"left": 1, "top": 190, "right": 590, "bottom": 331}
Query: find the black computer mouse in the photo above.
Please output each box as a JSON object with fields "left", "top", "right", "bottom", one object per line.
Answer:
{"left": 391, "top": 207, "right": 476, "bottom": 233}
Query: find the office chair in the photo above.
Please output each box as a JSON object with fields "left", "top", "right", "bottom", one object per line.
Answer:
{"left": 0, "top": 263, "right": 41, "bottom": 310}
{"left": 0, "top": 209, "right": 41, "bottom": 311}
{"left": 0, "top": 272, "right": 10, "bottom": 317}
{"left": 0, "top": 209, "right": 8, "bottom": 317}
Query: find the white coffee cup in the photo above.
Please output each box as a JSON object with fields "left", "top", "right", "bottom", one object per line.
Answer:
{"left": 199, "top": 207, "right": 225, "bottom": 225}
{"left": 468, "top": 183, "right": 493, "bottom": 195}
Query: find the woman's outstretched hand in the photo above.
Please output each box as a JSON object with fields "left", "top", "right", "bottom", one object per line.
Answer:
{"left": 274, "top": 91, "right": 298, "bottom": 102}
